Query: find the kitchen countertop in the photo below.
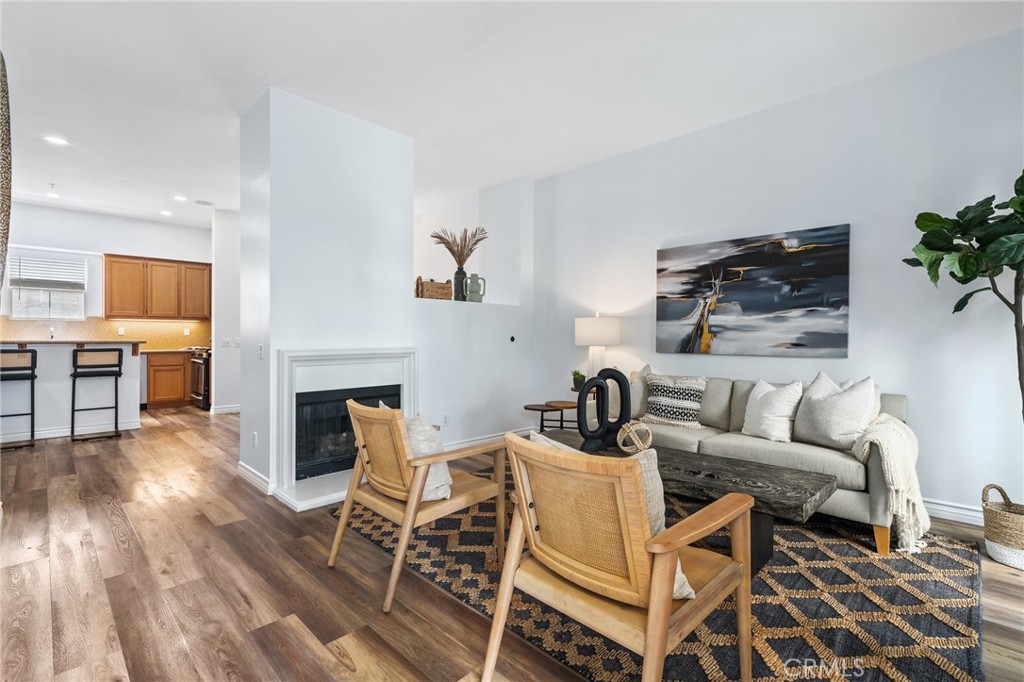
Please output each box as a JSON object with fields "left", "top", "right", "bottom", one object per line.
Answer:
{"left": 1, "top": 339, "right": 147, "bottom": 344}
{"left": 141, "top": 348, "right": 197, "bottom": 354}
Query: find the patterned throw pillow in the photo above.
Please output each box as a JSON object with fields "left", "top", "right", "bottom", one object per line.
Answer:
{"left": 793, "top": 373, "right": 876, "bottom": 450}
{"left": 528, "top": 432, "right": 695, "bottom": 600}
{"left": 640, "top": 374, "right": 706, "bottom": 429}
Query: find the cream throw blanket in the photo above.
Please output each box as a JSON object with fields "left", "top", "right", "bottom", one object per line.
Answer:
{"left": 852, "top": 414, "right": 930, "bottom": 553}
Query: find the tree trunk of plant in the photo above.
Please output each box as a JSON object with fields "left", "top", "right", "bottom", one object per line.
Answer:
{"left": 1016, "top": 270, "right": 1024, "bottom": 426}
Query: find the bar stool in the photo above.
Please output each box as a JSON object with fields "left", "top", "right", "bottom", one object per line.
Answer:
{"left": 71, "top": 348, "right": 123, "bottom": 441}
{"left": 1, "top": 349, "right": 37, "bottom": 448}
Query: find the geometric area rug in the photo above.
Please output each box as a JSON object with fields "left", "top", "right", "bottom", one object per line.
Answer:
{"left": 334, "top": 479, "right": 984, "bottom": 682}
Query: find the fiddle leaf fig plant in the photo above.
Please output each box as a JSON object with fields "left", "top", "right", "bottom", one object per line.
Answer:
{"left": 904, "top": 169, "right": 1024, "bottom": 423}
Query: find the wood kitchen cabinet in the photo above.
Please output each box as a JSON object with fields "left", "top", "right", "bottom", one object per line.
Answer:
{"left": 180, "top": 263, "right": 212, "bottom": 319}
{"left": 104, "top": 255, "right": 211, "bottom": 320}
{"left": 147, "top": 352, "right": 190, "bottom": 406}
{"left": 104, "top": 256, "right": 147, "bottom": 318}
{"left": 146, "top": 260, "right": 181, "bottom": 318}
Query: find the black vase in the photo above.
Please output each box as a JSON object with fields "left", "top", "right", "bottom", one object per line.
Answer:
{"left": 453, "top": 267, "right": 467, "bottom": 301}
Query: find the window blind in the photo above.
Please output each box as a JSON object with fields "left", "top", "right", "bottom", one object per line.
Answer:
{"left": 10, "top": 256, "right": 87, "bottom": 290}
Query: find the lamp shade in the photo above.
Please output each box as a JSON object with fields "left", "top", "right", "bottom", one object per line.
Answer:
{"left": 575, "top": 316, "right": 621, "bottom": 346}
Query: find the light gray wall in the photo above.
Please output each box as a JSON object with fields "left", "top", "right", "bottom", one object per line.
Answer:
{"left": 531, "top": 30, "right": 1024, "bottom": 517}
{"left": 239, "top": 90, "right": 273, "bottom": 478}
{"left": 212, "top": 209, "right": 241, "bottom": 412}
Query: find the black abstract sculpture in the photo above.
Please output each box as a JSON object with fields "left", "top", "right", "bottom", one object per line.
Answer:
{"left": 576, "top": 368, "right": 631, "bottom": 452}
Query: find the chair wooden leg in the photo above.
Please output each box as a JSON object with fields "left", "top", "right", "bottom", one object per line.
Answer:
{"left": 873, "top": 525, "right": 891, "bottom": 555}
{"left": 328, "top": 457, "right": 364, "bottom": 568}
{"left": 493, "top": 447, "right": 507, "bottom": 564}
{"left": 641, "top": 552, "right": 677, "bottom": 682}
{"left": 383, "top": 464, "right": 429, "bottom": 613}
{"left": 731, "top": 511, "right": 753, "bottom": 682}
{"left": 482, "top": 508, "right": 526, "bottom": 682}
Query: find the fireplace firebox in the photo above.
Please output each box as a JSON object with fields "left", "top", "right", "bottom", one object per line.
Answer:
{"left": 294, "top": 384, "right": 400, "bottom": 481}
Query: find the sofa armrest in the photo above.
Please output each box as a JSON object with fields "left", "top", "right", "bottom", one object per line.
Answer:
{"left": 865, "top": 442, "right": 894, "bottom": 527}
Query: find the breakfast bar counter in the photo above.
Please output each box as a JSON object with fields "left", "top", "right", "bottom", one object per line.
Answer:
{"left": 0, "top": 340, "right": 145, "bottom": 443}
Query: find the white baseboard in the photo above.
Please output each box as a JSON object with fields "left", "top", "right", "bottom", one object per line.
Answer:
{"left": 444, "top": 427, "right": 531, "bottom": 449}
{"left": 0, "top": 421, "right": 142, "bottom": 444}
{"left": 924, "top": 497, "right": 984, "bottom": 526}
{"left": 236, "top": 461, "right": 273, "bottom": 494}
{"left": 211, "top": 404, "right": 241, "bottom": 415}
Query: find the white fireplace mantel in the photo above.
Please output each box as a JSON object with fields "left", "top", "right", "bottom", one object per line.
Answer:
{"left": 273, "top": 347, "right": 417, "bottom": 511}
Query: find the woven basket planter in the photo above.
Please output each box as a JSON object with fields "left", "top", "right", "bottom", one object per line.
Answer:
{"left": 982, "top": 484, "right": 1024, "bottom": 570}
{"left": 415, "top": 276, "right": 452, "bottom": 301}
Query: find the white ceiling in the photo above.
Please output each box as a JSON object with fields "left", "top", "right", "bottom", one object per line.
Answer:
{"left": 3, "top": 2, "right": 1021, "bottom": 228}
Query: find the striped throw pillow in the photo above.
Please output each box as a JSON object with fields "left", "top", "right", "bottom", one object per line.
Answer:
{"left": 640, "top": 374, "right": 706, "bottom": 429}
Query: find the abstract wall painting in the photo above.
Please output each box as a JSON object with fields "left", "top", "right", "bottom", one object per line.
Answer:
{"left": 656, "top": 224, "right": 850, "bottom": 357}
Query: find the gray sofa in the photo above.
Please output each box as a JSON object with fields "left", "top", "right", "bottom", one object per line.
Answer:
{"left": 620, "top": 375, "right": 908, "bottom": 554}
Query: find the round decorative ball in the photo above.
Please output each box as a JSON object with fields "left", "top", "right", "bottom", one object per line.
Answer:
{"left": 617, "top": 420, "right": 653, "bottom": 454}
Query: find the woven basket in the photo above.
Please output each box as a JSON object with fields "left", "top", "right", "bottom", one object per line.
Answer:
{"left": 982, "top": 483, "right": 1024, "bottom": 570}
{"left": 415, "top": 276, "right": 452, "bottom": 300}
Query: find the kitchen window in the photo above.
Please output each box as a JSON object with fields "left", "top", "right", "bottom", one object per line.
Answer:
{"left": 10, "top": 255, "right": 88, "bottom": 320}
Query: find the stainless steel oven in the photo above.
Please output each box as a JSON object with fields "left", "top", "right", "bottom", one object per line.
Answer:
{"left": 189, "top": 347, "right": 211, "bottom": 410}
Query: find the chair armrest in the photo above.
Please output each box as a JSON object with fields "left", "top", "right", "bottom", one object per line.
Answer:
{"left": 409, "top": 439, "right": 506, "bottom": 467}
{"left": 646, "top": 493, "right": 754, "bottom": 554}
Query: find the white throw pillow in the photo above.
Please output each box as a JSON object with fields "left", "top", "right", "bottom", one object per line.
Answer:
{"left": 793, "top": 373, "right": 876, "bottom": 450}
{"left": 529, "top": 432, "right": 695, "bottom": 600}
{"left": 377, "top": 402, "right": 453, "bottom": 501}
{"left": 741, "top": 380, "right": 803, "bottom": 442}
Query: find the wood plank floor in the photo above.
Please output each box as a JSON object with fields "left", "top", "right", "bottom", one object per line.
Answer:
{"left": 1, "top": 407, "right": 1020, "bottom": 681}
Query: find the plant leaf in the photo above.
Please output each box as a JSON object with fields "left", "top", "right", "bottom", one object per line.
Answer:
{"left": 1014, "top": 169, "right": 1024, "bottom": 197}
{"left": 912, "top": 244, "right": 944, "bottom": 285}
{"left": 956, "top": 196, "right": 996, "bottom": 231}
{"left": 988, "top": 233, "right": 1024, "bottom": 266}
{"left": 949, "top": 252, "right": 980, "bottom": 283}
{"left": 915, "top": 212, "right": 954, "bottom": 232}
{"left": 974, "top": 213, "right": 1024, "bottom": 247}
{"left": 902, "top": 257, "right": 923, "bottom": 268}
{"left": 942, "top": 252, "right": 963, "bottom": 277}
{"left": 920, "top": 229, "right": 955, "bottom": 252}
{"left": 952, "top": 287, "right": 992, "bottom": 313}
{"left": 1009, "top": 196, "right": 1024, "bottom": 213}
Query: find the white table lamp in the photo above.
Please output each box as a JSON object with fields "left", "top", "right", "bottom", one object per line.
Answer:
{"left": 575, "top": 314, "right": 621, "bottom": 378}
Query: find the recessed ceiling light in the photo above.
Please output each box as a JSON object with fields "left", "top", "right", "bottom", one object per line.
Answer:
{"left": 174, "top": 195, "right": 187, "bottom": 202}
{"left": 160, "top": 210, "right": 173, "bottom": 216}
{"left": 43, "top": 135, "right": 69, "bottom": 146}
{"left": 45, "top": 192, "right": 60, "bottom": 199}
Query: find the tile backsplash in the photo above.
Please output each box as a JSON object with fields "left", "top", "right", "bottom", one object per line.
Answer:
{"left": 0, "top": 316, "right": 212, "bottom": 351}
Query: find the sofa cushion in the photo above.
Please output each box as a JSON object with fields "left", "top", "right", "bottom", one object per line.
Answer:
{"left": 793, "top": 373, "right": 875, "bottom": 450}
{"left": 729, "top": 380, "right": 757, "bottom": 432}
{"left": 698, "top": 432, "right": 866, "bottom": 491}
{"left": 647, "top": 423, "right": 724, "bottom": 454}
{"left": 641, "top": 374, "right": 706, "bottom": 428}
{"left": 629, "top": 364, "right": 652, "bottom": 418}
{"left": 699, "top": 377, "right": 733, "bottom": 431}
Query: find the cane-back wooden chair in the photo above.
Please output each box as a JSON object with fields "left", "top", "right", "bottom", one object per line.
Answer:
{"left": 482, "top": 432, "right": 753, "bottom": 682}
{"left": 328, "top": 400, "right": 506, "bottom": 612}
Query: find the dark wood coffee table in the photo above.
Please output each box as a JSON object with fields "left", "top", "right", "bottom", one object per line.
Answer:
{"left": 545, "top": 430, "right": 837, "bottom": 574}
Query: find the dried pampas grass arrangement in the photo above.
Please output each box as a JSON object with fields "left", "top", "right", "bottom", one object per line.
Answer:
{"left": 430, "top": 227, "right": 489, "bottom": 268}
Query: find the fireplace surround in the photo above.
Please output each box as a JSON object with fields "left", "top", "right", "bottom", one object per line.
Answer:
{"left": 272, "top": 348, "right": 417, "bottom": 511}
